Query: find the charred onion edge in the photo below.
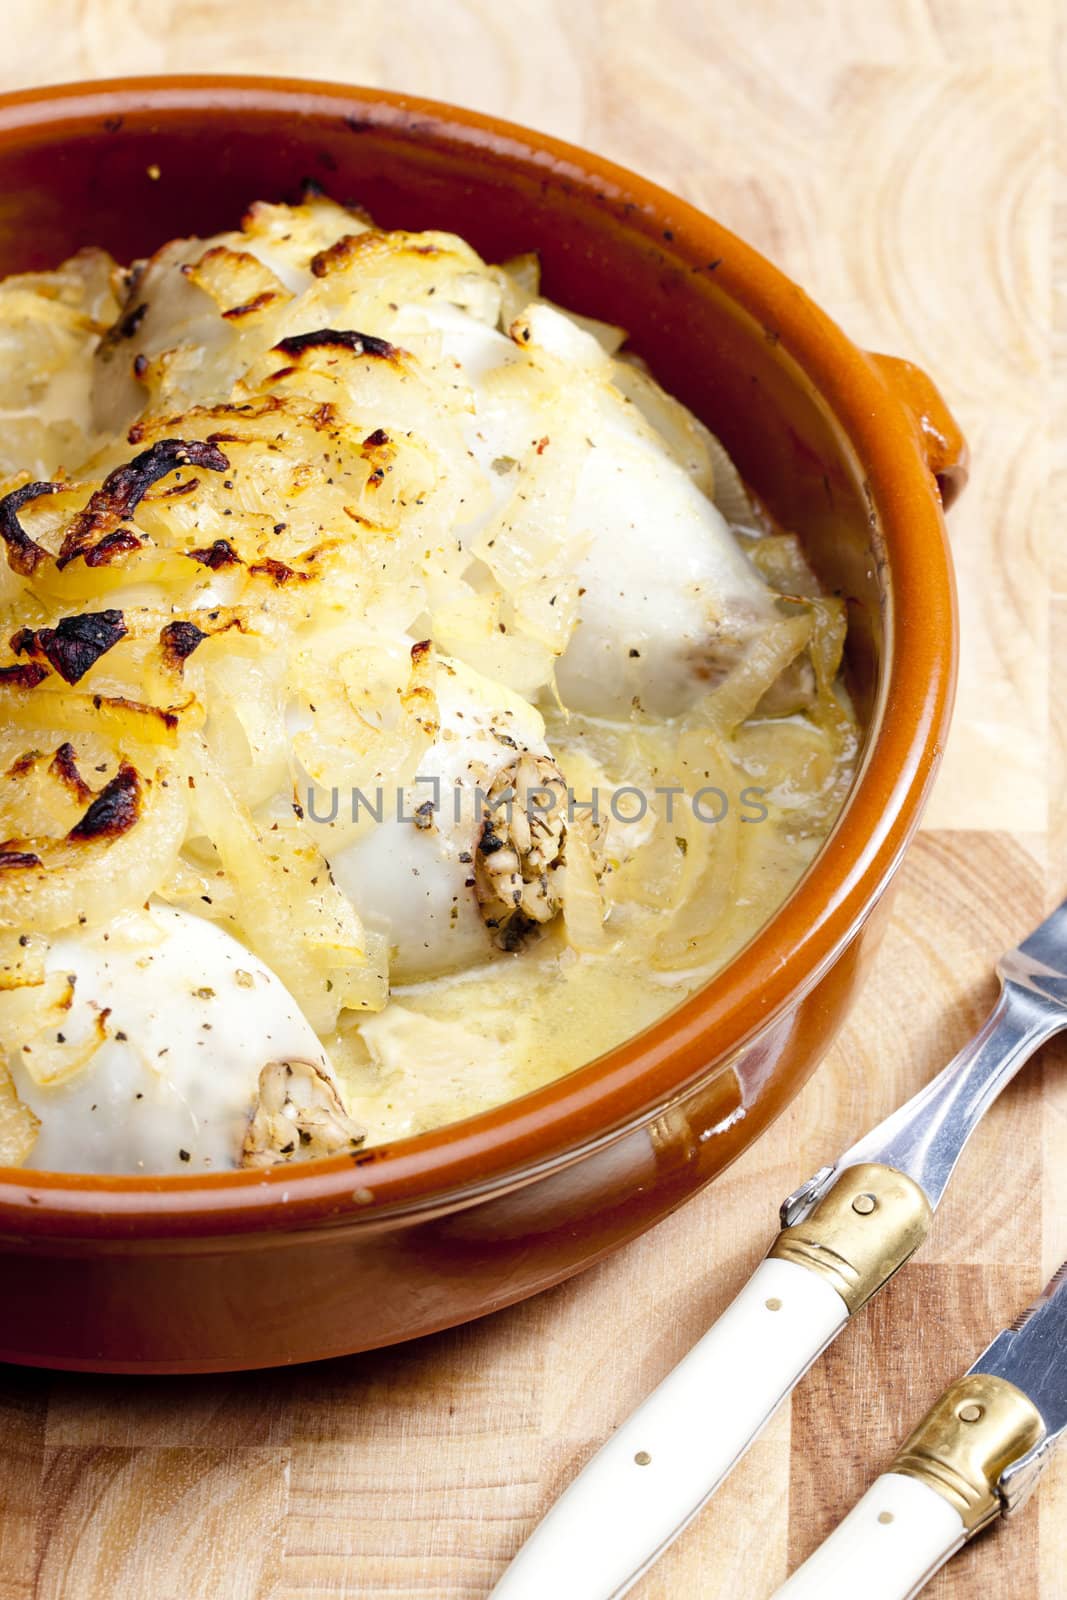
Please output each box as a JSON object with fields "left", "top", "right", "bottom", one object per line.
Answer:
{"left": 272, "top": 328, "right": 398, "bottom": 361}
{"left": 187, "top": 538, "right": 240, "bottom": 570}
{"left": 222, "top": 290, "right": 280, "bottom": 321}
{"left": 248, "top": 557, "right": 307, "bottom": 586}
{"left": 309, "top": 230, "right": 440, "bottom": 279}
{"left": 95, "top": 298, "right": 147, "bottom": 362}
{"left": 0, "top": 849, "right": 42, "bottom": 869}
{"left": 49, "top": 742, "right": 92, "bottom": 804}
{"left": 56, "top": 440, "right": 231, "bottom": 568}
{"left": 0, "top": 481, "right": 61, "bottom": 576}
{"left": 0, "top": 662, "right": 50, "bottom": 689}
{"left": 159, "top": 620, "right": 207, "bottom": 670}
{"left": 12, "top": 609, "right": 128, "bottom": 686}
{"left": 82, "top": 529, "right": 142, "bottom": 566}
{"left": 67, "top": 763, "right": 142, "bottom": 842}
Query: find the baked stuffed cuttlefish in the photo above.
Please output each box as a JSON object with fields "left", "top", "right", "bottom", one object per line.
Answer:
{"left": 0, "top": 196, "right": 858, "bottom": 1172}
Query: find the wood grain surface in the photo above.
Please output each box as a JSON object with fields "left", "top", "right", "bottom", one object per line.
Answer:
{"left": 0, "top": 2, "right": 1062, "bottom": 1596}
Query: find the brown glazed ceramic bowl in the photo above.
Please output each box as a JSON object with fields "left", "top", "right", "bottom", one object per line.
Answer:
{"left": 0, "top": 77, "right": 963, "bottom": 1372}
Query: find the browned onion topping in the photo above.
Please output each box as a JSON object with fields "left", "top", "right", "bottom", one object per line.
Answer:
{"left": 0, "top": 481, "right": 61, "bottom": 576}
{"left": 159, "top": 620, "right": 207, "bottom": 669}
{"left": 82, "top": 529, "right": 143, "bottom": 567}
{"left": 187, "top": 538, "right": 241, "bottom": 569}
{"left": 0, "top": 662, "right": 50, "bottom": 689}
{"left": 12, "top": 609, "right": 127, "bottom": 685}
{"left": 0, "top": 849, "right": 42, "bottom": 870}
{"left": 49, "top": 742, "right": 92, "bottom": 804}
{"left": 222, "top": 291, "right": 278, "bottom": 321}
{"left": 249, "top": 557, "right": 306, "bottom": 586}
{"left": 272, "top": 328, "right": 397, "bottom": 361}
{"left": 57, "top": 439, "right": 231, "bottom": 568}
{"left": 67, "top": 763, "right": 142, "bottom": 842}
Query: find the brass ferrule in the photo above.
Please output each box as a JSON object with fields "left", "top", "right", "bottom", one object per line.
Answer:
{"left": 768, "top": 1162, "right": 932, "bottom": 1313}
{"left": 891, "top": 1373, "right": 1046, "bottom": 1534}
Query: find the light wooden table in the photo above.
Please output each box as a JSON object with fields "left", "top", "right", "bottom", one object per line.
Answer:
{"left": 0, "top": 3, "right": 1063, "bottom": 1596}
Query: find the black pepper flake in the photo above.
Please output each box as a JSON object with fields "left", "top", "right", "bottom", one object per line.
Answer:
{"left": 178, "top": 1149, "right": 191, "bottom": 1162}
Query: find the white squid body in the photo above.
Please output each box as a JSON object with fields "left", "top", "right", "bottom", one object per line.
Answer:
{"left": 407, "top": 299, "right": 777, "bottom": 717}
{"left": 91, "top": 197, "right": 371, "bottom": 437}
{"left": 8, "top": 904, "right": 333, "bottom": 1174}
{"left": 327, "top": 655, "right": 557, "bottom": 983}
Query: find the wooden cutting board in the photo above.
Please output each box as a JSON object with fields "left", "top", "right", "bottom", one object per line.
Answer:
{"left": 0, "top": 3, "right": 1063, "bottom": 1596}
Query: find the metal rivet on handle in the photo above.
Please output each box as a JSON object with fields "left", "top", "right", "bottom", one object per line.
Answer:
{"left": 851, "top": 1193, "right": 877, "bottom": 1215}
{"left": 958, "top": 1402, "right": 984, "bottom": 1423}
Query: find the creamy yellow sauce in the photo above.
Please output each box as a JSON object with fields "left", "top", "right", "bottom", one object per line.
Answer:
{"left": 337, "top": 701, "right": 857, "bottom": 1144}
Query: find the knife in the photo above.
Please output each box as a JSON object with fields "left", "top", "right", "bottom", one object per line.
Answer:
{"left": 773, "top": 1261, "right": 1067, "bottom": 1599}
{"left": 490, "top": 897, "right": 1067, "bottom": 1599}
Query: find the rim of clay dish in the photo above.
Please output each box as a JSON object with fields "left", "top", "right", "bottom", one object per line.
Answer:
{"left": 0, "top": 77, "right": 957, "bottom": 1236}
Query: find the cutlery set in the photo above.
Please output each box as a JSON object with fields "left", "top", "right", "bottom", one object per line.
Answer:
{"left": 493, "top": 897, "right": 1067, "bottom": 1598}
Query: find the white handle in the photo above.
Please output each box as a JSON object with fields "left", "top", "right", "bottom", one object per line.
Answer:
{"left": 774, "top": 1472, "right": 967, "bottom": 1600}
{"left": 491, "top": 1257, "right": 848, "bottom": 1600}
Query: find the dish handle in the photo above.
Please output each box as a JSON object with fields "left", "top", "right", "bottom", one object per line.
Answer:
{"left": 867, "top": 353, "right": 969, "bottom": 510}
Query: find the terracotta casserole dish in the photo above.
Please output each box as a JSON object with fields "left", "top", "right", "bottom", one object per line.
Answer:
{"left": 0, "top": 76, "right": 963, "bottom": 1372}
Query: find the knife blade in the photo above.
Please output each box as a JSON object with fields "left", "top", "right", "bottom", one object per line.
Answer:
{"left": 773, "top": 1263, "right": 1067, "bottom": 1599}
{"left": 490, "top": 897, "right": 1067, "bottom": 1600}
